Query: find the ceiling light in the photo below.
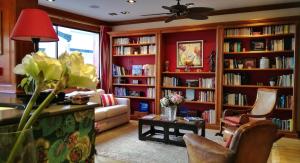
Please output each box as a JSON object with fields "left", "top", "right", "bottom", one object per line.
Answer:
{"left": 109, "top": 13, "right": 118, "bottom": 16}
{"left": 89, "top": 5, "right": 100, "bottom": 9}
{"left": 127, "top": 0, "right": 136, "bottom": 4}
{"left": 46, "top": 0, "right": 55, "bottom": 2}
{"left": 120, "top": 11, "right": 130, "bottom": 15}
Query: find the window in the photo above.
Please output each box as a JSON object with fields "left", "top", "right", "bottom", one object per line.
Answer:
{"left": 39, "top": 26, "right": 100, "bottom": 77}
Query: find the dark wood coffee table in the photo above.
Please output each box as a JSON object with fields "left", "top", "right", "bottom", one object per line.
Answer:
{"left": 138, "top": 115, "right": 205, "bottom": 147}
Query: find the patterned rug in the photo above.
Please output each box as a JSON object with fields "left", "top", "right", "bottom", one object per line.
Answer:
{"left": 95, "top": 121, "right": 223, "bottom": 163}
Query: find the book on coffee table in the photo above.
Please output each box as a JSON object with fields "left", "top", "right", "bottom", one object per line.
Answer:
{"left": 184, "top": 116, "right": 202, "bottom": 122}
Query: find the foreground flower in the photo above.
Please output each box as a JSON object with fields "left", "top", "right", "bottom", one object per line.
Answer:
{"left": 7, "top": 51, "right": 97, "bottom": 163}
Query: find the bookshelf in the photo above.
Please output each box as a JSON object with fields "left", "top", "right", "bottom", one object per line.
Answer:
{"left": 110, "top": 32, "right": 159, "bottom": 119}
{"left": 108, "top": 17, "right": 300, "bottom": 136}
{"left": 221, "top": 23, "right": 297, "bottom": 136}
{"left": 159, "top": 28, "right": 219, "bottom": 127}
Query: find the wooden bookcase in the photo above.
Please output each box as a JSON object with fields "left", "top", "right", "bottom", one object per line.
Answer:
{"left": 109, "top": 31, "right": 159, "bottom": 119}
{"left": 109, "top": 17, "right": 300, "bottom": 136}
{"left": 221, "top": 22, "right": 298, "bottom": 136}
{"left": 158, "top": 28, "right": 220, "bottom": 129}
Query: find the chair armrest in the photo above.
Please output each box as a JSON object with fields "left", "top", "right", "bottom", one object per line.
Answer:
{"left": 223, "top": 109, "right": 251, "bottom": 117}
{"left": 115, "top": 98, "right": 129, "bottom": 106}
{"left": 183, "top": 133, "right": 234, "bottom": 163}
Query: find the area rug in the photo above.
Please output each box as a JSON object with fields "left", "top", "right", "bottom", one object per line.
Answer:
{"left": 95, "top": 121, "right": 223, "bottom": 163}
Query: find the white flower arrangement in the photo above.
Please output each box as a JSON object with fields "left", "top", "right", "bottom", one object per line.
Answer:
{"left": 160, "top": 93, "right": 184, "bottom": 107}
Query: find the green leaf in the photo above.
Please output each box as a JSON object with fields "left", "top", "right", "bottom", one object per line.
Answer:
{"left": 40, "top": 116, "right": 63, "bottom": 137}
{"left": 48, "top": 140, "right": 68, "bottom": 163}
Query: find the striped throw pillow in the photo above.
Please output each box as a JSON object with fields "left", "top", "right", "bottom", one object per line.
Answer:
{"left": 101, "top": 94, "right": 118, "bottom": 106}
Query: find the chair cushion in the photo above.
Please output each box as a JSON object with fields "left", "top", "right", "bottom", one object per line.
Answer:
{"left": 94, "top": 105, "right": 127, "bottom": 121}
{"left": 101, "top": 94, "right": 118, "bottom": 106}
{"left": 224, "top": 116, "right": 241, "bottom": 124}
{"left": 222, "top": 116, "right": 241, "bottom": 127}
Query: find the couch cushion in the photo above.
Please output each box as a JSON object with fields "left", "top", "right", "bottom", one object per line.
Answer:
{"left": 95, "top": 105, "right": 127, "bottom": 121}
{"left": 101, "top": 94, "right": 118, "bottom": 106}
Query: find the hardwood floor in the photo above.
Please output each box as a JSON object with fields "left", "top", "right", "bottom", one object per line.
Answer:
{"left": 268, "top": 137, "right": 300, "bottom": 163}
{"left": 95, "top": 122, "right": 300, "bottom": 163}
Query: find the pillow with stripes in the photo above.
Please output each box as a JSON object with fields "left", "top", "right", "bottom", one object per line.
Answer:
{"left": 101, "top": 94, "right": 118, "bottom": 106}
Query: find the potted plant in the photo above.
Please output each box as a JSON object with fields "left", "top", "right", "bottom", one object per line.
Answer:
{"left": 160, "top": 93, "right": 184, "bottom": 121}
{"left": 2, "top": 51, "right": 97, "bottom": 163}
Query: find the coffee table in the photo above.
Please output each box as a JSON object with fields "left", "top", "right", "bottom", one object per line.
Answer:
{"left": 138, "top": 115, "right": 205, "bottom": 147}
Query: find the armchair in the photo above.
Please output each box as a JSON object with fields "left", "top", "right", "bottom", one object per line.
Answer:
{"left": 183, "top": 120, "right": 283, "bottom": 163}
{"left": 216, "top": 88, "right": 277, "bottom": 136}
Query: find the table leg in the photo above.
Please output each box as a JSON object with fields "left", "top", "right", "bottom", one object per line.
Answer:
{"left": 150, "top": 125, "right": 155, "bottom": 135}
{"left": 138, "top": 121, "right": 143, "bottom": 140}
{"left": 201, "top": 123, "right": 205, "bottom": 137}
{"left": 164, "top": 126, "right": 169, "bottom": 144}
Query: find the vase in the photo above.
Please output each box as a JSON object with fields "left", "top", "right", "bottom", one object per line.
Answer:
{"left": 164, "top": 106, "right": 177, "bottom": 121}
{"left": 0, "top": 124, "right": 37, "bottom": 163}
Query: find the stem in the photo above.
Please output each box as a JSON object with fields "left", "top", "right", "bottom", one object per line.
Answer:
{"left": 17, "top": 84, "right": 41, "bottom": 131}
{"left": 7, "top": 89, "right": 57, "bottom": 163}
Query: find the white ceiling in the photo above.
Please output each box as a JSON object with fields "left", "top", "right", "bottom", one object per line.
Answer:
{"left": 38, "top": 0, "right": 300, "bottom": 22}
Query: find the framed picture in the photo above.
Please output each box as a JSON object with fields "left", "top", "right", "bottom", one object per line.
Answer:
{"left": 250, "top": 40, "right": 265, "bottom": 51}
{"left": 177, "top": 40, "right": 203, "bottom": 68}
{"left": 244, "top": 58, "right": 256, "bottom": 69}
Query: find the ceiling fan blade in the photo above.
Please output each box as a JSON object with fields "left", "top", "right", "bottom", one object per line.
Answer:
{"left": 141, "top": 13, "right": 172, "bottom": 16}
{"left": 185, "top": 3, "right": 194, "bottom": 7}
{"left": 165, "top": 14, "right": 177, "bottom": 23}
{"left": 186, "top": 13, "right": 208, "bottom": 20}
{"left": 188, "top": 7, "right": 214, "bottom": 14}
{"left": 162, "top": 6, "right": 173, "bottom": 11}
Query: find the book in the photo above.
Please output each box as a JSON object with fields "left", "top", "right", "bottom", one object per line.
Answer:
{"left": 184, "top": 116, "right": 202, "bottom": 122}
{"left": 132, "top": 65, "right": 143, "bottom": 76}
{"left": 142, "top": 114, "right": 156, "bottom": 119}
{"left": 185, "top": 89, "right": 195, "bottom": 101}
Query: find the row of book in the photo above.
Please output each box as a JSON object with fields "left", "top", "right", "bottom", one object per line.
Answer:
{"left": 113, "top": 64, "right": 127, "bottom": 76}
{"left": 276, "top": 74, "right": 294, "bottom": 87}
{"left": 277, "top": 95, "right": 293, "bottom": 109}
{"left": 271, "top": 118, "right": 293, "bottom": 131}
{"left": 140, "top": 45, "right": 156, "bottom": 54}
{"left": 147, "top": 78, "right": 155, "bottom": 85}
{"left": 138, "top": 36, "right": 156, "bottom": 44}
{"left": 113, "top": 36, "right": 155, "bottom": 45}
{"left": 225, "top": 28, "right": 252, "bottom": 36}
{"left": 199, "top": 78, "right": 215, "bottom": 88}
{"left": 224, "top": 93, "right": 248, "bottom": 106}
{"left": 199, "top": 91, "right": 215, "bottom": 102}
{"left": 114, "top": 87, "right": 127, "bottom": 97}
{"left": 223, "top": 41, "right": 242, "bottom": 52}
{"left": 147, "top": 88, "right": 155, "bottom": 98}
{"left": 223, "top": 73, "right": 242, "bottom": 86}
{"left": 269, "top": 38, "right": 294, "bottom": 51}
{"left": 162, "top": 89, "right": 183, "bottom": 98}
{"left": 202, "top": 109, "right": 216, "bottom": 124}
{"left": 113, "top": 37, "right": 130, "bottom": 45}
{"left": 275, "top": 57, "right": 294, "bottom": 69}
{"left": 262, "top": 24, "right": 295, "bottom": 35}
{"left": 162, "top": 77, "right": 215, "bottom": 88}
{"left": 114, "top": 45, "right": 156, "bottom": 55}
{"left": 163, "top": 77, "right": 181, "bottom": 86}
{"left": 224, "top": 24, "right": 295, "bottom": 36}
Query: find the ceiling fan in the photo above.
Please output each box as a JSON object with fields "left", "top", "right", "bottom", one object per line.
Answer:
{"left": 141, "top": 0, "right": 214, "bottom": 23}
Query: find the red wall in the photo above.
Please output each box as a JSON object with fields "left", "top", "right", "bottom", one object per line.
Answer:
{"left": 162, "top": 29, "right": 217, "bottom": 72}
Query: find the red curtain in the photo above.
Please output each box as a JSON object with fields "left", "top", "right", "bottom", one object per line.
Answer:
{"left": 100, "top": 26, "right": 112, "bottom": 93}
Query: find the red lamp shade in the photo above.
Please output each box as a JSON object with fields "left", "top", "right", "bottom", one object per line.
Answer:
{"left": 10, "top": 8, "right": 58, "bottom": 42}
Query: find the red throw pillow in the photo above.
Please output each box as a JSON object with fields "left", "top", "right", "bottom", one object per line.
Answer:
{"left": 101, "top": 94, "right": 118, "bottom": 106}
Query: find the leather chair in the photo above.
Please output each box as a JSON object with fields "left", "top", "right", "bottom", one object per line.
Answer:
{"left": 183, "top": 120, "right": 283, "bottom": 163}
{"left": 216, "top": 88, "right": 277, "bottom": 136}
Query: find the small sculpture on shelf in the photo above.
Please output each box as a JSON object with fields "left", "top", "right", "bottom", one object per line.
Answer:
{"left": 165, "top": 60, "right": 169, "bottom": 72}
{"left": 209, "top": 50, "right": 216, "bottom": 72}
{"left": 184, "top": 59, "right": 193, "bottom": 72}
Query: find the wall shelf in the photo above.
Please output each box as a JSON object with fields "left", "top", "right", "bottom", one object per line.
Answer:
{"left": 161, "top": 86, "right": 215, "bottom": 90}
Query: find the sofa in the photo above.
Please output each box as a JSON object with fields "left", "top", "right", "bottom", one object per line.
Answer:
{"left": 66, "top": 89, "right": 130, "bottom": 133}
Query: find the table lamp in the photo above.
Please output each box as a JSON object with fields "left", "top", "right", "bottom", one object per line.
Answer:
{"left": 10, "top": 8, "right": 58, "bottom": 52}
